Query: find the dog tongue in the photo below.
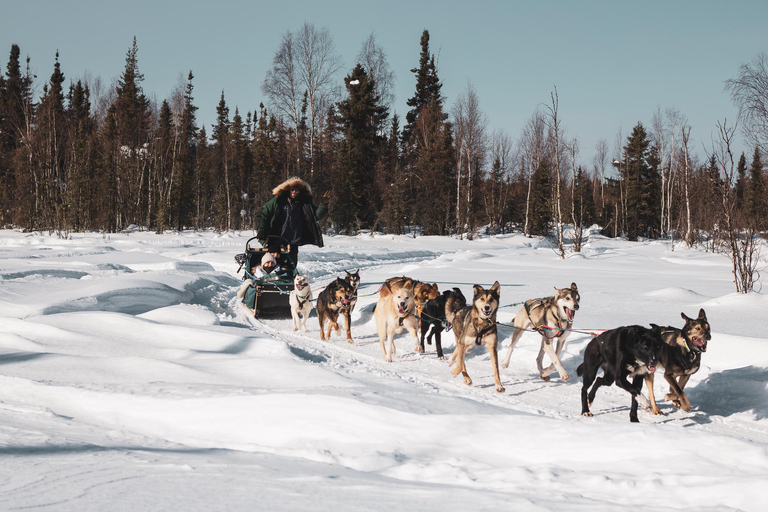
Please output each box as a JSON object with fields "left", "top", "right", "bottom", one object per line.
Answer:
{"left": 566, "top": 308, "right": 574, "bottom": 321}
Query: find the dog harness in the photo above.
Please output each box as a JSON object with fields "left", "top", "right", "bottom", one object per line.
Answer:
{"left": 525, "top": 300, "right": 565, "bottom": 339}
{"left": 474, "top": 318, "right": 496, "bottom": 345}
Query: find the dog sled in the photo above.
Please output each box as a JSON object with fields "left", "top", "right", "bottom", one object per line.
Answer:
{"left": 235, "top": 236, "right": 297, "bottom": 319}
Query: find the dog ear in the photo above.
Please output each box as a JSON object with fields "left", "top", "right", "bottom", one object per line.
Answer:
{"left": 681, "top": 312, "right": 693, "bottom": 322}
{"left": 473, "top": 284, "right": 484, "bottom": 297}
{"left": 490, "top": 281, "right": 500, "bottom": 295}
{"left": 649, "top": 323, "right": 661, "bottom": 335}
{"left": 571, "top": 282, "right": 578, "bottom": 291}
{"left": 698, "top": 308, "right": 707, "bottom": 320}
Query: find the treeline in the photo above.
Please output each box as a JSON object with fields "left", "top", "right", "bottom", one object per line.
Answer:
{"left": 0, "top": 28, "right": 766, "bottom": 251}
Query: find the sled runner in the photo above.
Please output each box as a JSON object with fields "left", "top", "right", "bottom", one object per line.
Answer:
{"left": 235, "top": 236, "right": 297, "bottom": 318}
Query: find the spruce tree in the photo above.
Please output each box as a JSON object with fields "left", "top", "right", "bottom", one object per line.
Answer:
{"left": 333, "top": 64, "right": 388, "bottom": 231}
{"left": 402, "top": 29, "right": 454, "bottom": 235}
{"left": 529, "top": 159, "right": 552, "bottom": 236}
{"left": 212, "top": 91, "right": 231, "bottom": 230}
{"left": 747, "top": 146, "right": 765, "bottom": 228}
{"left": 734, "top": 152, "right": 747, "bottom": 212}
{"left": 404, "top": 30, "right": 444, "bottom": 142}
{"left": 623, "top": 123, "right": 659, "bottom": 240}
{"left": 172, "top": 71, "right": 198, "bottom": 231}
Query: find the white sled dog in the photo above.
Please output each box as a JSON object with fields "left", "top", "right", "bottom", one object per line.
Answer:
{"left": 501, "top": 283, "right": 580, "bottom": 382}
{"left": 289, "top": 274, "right": 313, "bottom": 332}
{"left": 374, "top": 283, "right": 418, "bottom": 362}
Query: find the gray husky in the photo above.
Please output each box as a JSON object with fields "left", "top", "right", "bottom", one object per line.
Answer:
{"left": 501, "top": 283, "right": 580, "bottom": 381}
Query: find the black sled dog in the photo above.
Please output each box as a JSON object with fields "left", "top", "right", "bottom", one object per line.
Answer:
{"left": 646, "top": 309, "right": 711, "bottom": 414}
{"left": 577, "top": 324, "right": 665, "bottom": 422}
{"left": 418, "top": 287, "right": 467, "bottom": 359}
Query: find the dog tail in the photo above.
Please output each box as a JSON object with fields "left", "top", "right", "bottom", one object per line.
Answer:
{"left": 576, "top": 363, "right": 584, "bottom": 377}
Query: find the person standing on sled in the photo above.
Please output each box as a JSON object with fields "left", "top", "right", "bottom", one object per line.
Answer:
{"left": 257, "top": 177, "right": 329, "bottom": 267}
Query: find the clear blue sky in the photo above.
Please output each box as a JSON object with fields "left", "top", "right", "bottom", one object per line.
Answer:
{"left": 2, "top": 0, "right": 764, "bottom": 169}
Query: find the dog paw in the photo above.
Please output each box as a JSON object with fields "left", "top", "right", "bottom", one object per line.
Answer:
{"left": 672, "top": 400, "right": 682, "bottom": 409}
{"left": 582, "top": 411, "right": 593, "bottom": 417}
{"left": 560, "top": 372, "right": 570, "bottom": 382}
{"left": 464, "top": 377, "right": 473, "bottom": 386}
{"left": 682, "top": 402, "right": 692, "bottom": 413}
{"left": 501, "top": 362, "right": 509, "bottom": 369}
{"left": 496, "top": 385, "right": 505, "bottom": 393}
{"left": 540, "top": 375, "right": 551, "bottom": 382}
{"left": 386, "top": 356, "right": 392, "bottom": 363}
{"left": 652, "top": 407, "right": 664, "bottom": 416}
{"left": 438, "top": 355, "right": 446, "bottom": 361}
{"left": 347, "top": 339, "right": 354, "bottom": 344}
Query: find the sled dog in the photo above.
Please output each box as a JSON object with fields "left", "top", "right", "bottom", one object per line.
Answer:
{"left": 501, "top": 283, "right": 580, "bottom": 381}
{"left": 448, "top": 282, "right": 504, "bottom": 393}
{"left": 577, "top": 324, "right": 665, "bottom": 422}
{"left": 344, "top": 269, "right": 361, "bottom": 313}
{"left": 374, "top": 281, "right": 418, "bottom": 362}
{"left": 419, "top": 288, "right": 466, "bottom": 359}
{"left": 316, "top": 277, "right": 354, "bottom": 342}
{"left": 645, "top": 309, "right": 711, "bottom": 414}
{"left": 289, "top": 274, "right": 313, "bottom": 332}
{"left": 379, "top": 276, "right": 414, "bottom": 298}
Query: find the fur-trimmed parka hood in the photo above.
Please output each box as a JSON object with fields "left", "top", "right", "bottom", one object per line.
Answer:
{"left": 272, "top": 177, "right": 312, "bottom": 197}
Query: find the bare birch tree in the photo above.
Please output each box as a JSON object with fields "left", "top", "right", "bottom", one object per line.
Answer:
{"left": 452, "top": 81, "right": 487, "bottom": 238}
{"left": 709, "top": 119, "right": 760, "bottom": 293}
{"left": 680, "top": 125, "right": 694, "bottom": 245}
{"left": 545, "top": 87, "right": 565, "bottom": 258}
{"left": 262, "top": 31, "right": 301, "bottom": 170}
{"left": 484, "top": 130, "right": 515, "bottom": 233}
{"left": 725, "top": 52, "right": 768, "bottom": 154}
{"left": 519, "top": 110, "right": 547, "bottom": 237}
{"left": 356, "top": 33, "right": 396, "bottom": 112}
{"left": 296, "top": 22, "right": 342, "bottom": 178}
{"left": 593, "top": 138, "right": 608, "bottom": 218}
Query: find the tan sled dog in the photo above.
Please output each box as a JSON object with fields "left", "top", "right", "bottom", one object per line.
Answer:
{"left": 501, "top": 283, "right": 579, "bottom": 382}
{"left": 448, "top": 281, "right": 504, "bottom": 393}
{"left": 374, "top": 283, "right": 418, "bottom": 362}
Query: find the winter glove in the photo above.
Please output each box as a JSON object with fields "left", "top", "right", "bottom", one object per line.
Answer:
{"left": 322, "top": 190, "right": 331, "bottom": 205}
{"left": 257, "top": 228, "right": 267, "bottom": 242}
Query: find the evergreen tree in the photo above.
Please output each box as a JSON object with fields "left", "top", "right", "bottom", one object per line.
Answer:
{"left": 402, "top": 29, "right": 454, "bottom": 235}
{"left": 211, "top": 91, "right": 231, "bottom": 230}
{"left": 734, "top": 152, "right": 747, "bottom": 212}
{"left": 747, "top": 146, "right": 766, "bottom": 228}
{"left": 529, "top": 159, "right": 552, "bottom": 236}
{"left": 404, "top": 30, "right": 444, "bottom": 142}
{"left": 35, "top": 51, "right": 67, "bottom": 229}
{"left": 65, "top": 79, "right": 95, "bottom": 230}
{"left": 376, "top": 114, "right": 408, "bottom": 233}
{"left": 172, "top": 71, "right": 198, "bottom": 231}
{"left": 154, "top": 99, "right": 174, "bottom": 232}
{"left": 106, "top": 37, "right": 151, "bottom": 228}
{"left": 623, "top": 123, "right": 660, "bottom": 240}
{"left": 333, "top": 64, "right": 388, "bottom": 231}
{"left": 252, "top": 103, "right": 280, "bottom": 211}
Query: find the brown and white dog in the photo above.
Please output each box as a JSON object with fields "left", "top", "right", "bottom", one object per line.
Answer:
{"left": 374, "top": 282, "right": 418, "bottom": 362}
{"left": 316, "top": 277, "right": 354, "bottom": 342}
{"left": 645, "top": 309, "right": 711, "bottom": 414}
{"left": 448, "top": 281, "right": 504, "bottom": 393}
{"left": 289, "top": 274, "right": 313, "bottom": 332}
{"left": 501, "top": 283, "right": 580, "bottom": 382}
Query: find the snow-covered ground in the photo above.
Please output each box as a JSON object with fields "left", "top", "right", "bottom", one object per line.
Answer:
{"left": 1, "top": 228, "right": 766, "bottom": 511}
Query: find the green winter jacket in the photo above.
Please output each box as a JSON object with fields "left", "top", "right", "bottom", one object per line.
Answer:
{"left": 258, "top": 177, "right": 327, "bottom": 248}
